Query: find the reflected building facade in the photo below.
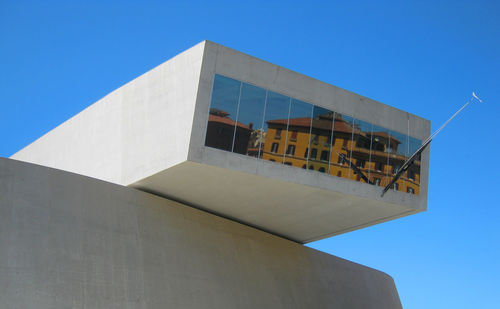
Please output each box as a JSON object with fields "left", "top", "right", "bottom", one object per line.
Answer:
{"left": 205, "top": 74, "right": 421, "bottom": 195}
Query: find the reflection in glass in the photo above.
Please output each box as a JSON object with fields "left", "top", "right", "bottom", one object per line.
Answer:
{"left": 329, "top": 113, "right": 352, "bottom": 178}
{"left": 309, "top": 106, "right": 334, "bottom": 173}
{"left": 351, "top": 118, "right": 373, "bottom": 184}
{"left": 204, "top": 74, "right": 422, "bottom": 196}
{"left": 407, "top": 136, "right": 422, "bottom": 195}
{"left": 283, "top": 99, "right": 313, "bottom": 168}
{"left": 233, "top": 83, "right": 267, "bottom": 156}
{"left": 205, "top": 75, "right": 241, "bottom": 151}
{"left": 388, "top": 130, "right": 408, "bottom": 191}
{"left": 261, "top": 91, "right": 291, "bottom": 164}
{"left": 369, "top": 125, "right": 391, "bottom": 186}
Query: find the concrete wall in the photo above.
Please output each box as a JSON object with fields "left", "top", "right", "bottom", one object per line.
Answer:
{"left": 11, "top": 41, "right": 205, "bottom": 185}
{"left": 0, "top": 157, "right": 402, "bottom": 309}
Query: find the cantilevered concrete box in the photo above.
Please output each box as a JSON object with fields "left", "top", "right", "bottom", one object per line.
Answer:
{"left": 12, "top": 41, "right": 430, "bottom": 243}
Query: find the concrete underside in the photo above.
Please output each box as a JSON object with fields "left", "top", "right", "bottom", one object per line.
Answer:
{"left": 133, "top": 161, "right": 418, "bottom": 243}
{"left": 0, "top": 157, "right": 402, "bottom": 309}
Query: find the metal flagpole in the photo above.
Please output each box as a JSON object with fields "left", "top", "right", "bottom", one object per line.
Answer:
{"left": 381, "top": 92, "right": 482, "bottom": 197}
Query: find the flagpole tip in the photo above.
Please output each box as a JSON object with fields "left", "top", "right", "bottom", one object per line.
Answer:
{"left": 472, "top": 92, "right": 483, "bottom": 103}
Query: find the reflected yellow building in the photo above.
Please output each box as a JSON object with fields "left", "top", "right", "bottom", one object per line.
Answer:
{"left": 261, "top": 113, "right": 420, "bottom": 194}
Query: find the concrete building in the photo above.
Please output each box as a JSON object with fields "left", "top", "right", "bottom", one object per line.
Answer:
{"left": 2, "top": 41, "right": 430, "bottom": 308}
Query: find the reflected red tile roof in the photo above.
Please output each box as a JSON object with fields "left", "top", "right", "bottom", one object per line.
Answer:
{"left": 209, "top": 114, "right": 250, "bottom": 130}
{"left": 267, "top": 117, "right": 308, "bottom": 127}
{"left": 333, "top": 120, "right": 358, "bottom": 134}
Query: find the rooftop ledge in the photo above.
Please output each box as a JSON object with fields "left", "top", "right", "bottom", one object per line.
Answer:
{"left": 11, "top": 40, "right": 430, "bottom": 243}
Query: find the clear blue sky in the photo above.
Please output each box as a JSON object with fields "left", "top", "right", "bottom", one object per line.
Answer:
{"left": 1, "top": 1, "right": 499, "bottom": 308}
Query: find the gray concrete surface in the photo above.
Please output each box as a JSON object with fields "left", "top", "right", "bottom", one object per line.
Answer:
{"left": 12, "top": 41, "right": 205, "bottom": 185}
{"left": 10, "top": 40, "right": 430, "bottom": 242}
{"left": 0, "top": 157, "right": 403, "bottom": 308}
{"left": 133, "top": 160, "right": 418, "bottom": 243}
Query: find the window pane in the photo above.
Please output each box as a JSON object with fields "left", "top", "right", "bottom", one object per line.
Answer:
{"left": 309, "top": 106, "right": 334, "bottom": 174}
{"left": 407, "top": 136, "right": 422, "bottom": 195}
{"left": 351, "top": 118, "right": 373, "bottom": 184}
{"left": 284, "top": 99, "right": 313, "bottom": 168}
{"left": 388, "top": 129, "right": 407, "bottom": 192}
{"left": 205, "top": 75, "right": 241, "bottom": 151}
{"left": 233, "top": 83, "right": 266, "bottom": 156}
{"left": 369, "top": 124, "right": 392, "bottom": 187}
{"left": 261, "top": 91, "right": 291, "bottom": 164}
{"left": 330, "top": 114, "right": 354, "bottom": 179}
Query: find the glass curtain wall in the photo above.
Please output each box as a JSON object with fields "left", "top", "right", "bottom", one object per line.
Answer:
{"left": 205, "top": 74, "right": 422, "bottom": 195}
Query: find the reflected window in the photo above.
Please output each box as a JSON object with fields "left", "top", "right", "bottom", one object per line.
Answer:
{"left": 304, "top": 148, "right": 309, "bottom": 158}
{"left": 271, "top": 143, "right": 279, "bottom": 153}
{"left": 284, "top": 162, "right": 292, "bottom": 166}
{"left": 407, "top": 187, "right": 415, "bottom": 194}
{"left": 287, "top": 145, "right": 296, "bottom": 156}
{"left": 290, "top": 131, "right": 298, "bottom": 141}
{"left": 311, "top": 148, "right": 318, "bottom": 159}
{"left": 394, "top": 183, "right": 399, "bottom": 191}
{"left": 275, "top": 129, "right": 282, "bottom": 139}
{"left": 373, "top": 178, "right": 381, "bottom": 186}
{"left": 320, "top": 150, "right": 328, "bottom": 161}
{"left": 319, "top": 167, "right": 326, "bottom": 173}
{"left": 356, "top": 159, "right": 365, "bottom": 168}
{"left": 309, "top": 165, "right": 314, "bottom": 170}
